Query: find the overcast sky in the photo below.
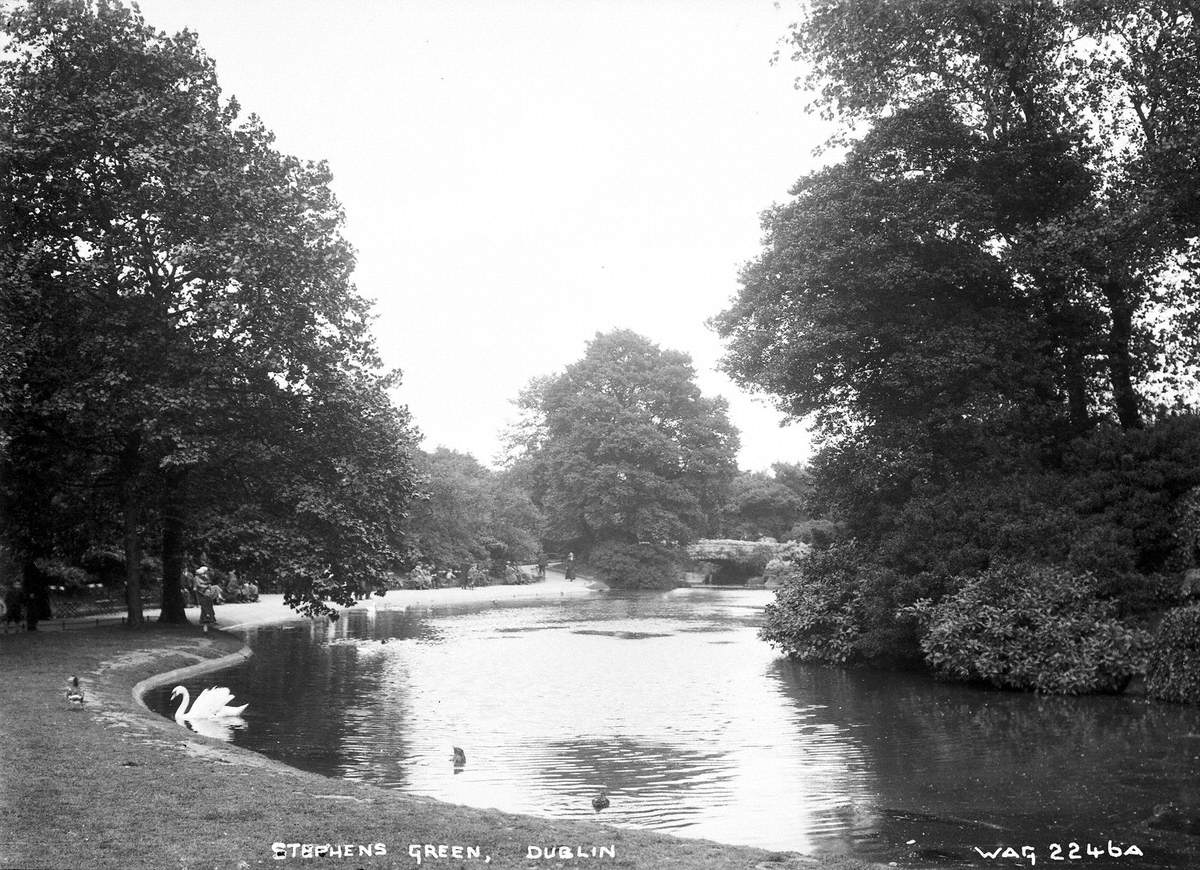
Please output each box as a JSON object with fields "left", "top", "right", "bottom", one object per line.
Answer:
{"left": 135, "top": 0, "right": 829, "bottom": 471}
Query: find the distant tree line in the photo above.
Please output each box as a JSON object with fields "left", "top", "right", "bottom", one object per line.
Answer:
{"left": 716, "top": 0, "right": 1200, "bottom": 699}
{"left": 404, "top": 448, "right": 543, "bottom": 578}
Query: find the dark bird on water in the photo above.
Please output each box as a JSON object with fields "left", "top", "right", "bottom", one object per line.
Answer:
{"left": 452, "top": 746, "right": 466, "bottom": 767}
{"left": 592, "top": 790, "right": 610, "bottom": 812}
{"left": 66, "top": 675, "right": 84, "bottom": 708}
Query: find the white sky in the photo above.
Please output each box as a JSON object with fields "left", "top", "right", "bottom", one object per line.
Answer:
{"left": 134, "top": 0, "right": 827, "bottom": 471}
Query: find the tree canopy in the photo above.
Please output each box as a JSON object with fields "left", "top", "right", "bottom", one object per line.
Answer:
{"left": 405, "top": 448, "right": 543, "bottom": 573}
{"left": 510, "top": 330, "right": 739, "bottom": 561}
{"left": 719, "top": 1, "right": 1200, "bottom": 690}
{"left": 770, "top": 0, "right": 1200, "bottom": 430}
{"left": 1, "top": 0, "right": 420, "bottom": 620}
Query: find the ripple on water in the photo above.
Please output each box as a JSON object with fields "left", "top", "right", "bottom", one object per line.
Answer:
{"left": 141, "top": 591, "right": 1200, "bottom": 868}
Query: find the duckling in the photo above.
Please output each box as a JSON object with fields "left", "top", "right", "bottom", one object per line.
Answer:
{"left": 65, "top": 675, "right": 84, "bottom": 709}
{"left": 591, "top": 790, "right": 610, "bottom": 812}
{"left": 451, "top": 746, "right": 466, "bottom": 767}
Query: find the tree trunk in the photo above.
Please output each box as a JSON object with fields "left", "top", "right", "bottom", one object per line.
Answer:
{"left": 22, "top": 559, "right": 50, "bottom": 631}
{"left": 1101, "top": 276, "right": 1142, "bottom": 429}
{"left": 119, "top": 434, "right": 144, "bottom": 625}
{"left": 158, "top": 466, "right": 189, "bottom": 624}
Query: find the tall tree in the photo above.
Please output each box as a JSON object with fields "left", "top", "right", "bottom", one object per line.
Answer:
{"left": 511, "top": 330, "right": 739, "bottom": 557}
{"left": 716, "top": 99, "right": 1068, "bottom": 485}
{"left": 779, "top": 0, "right": 1200, "bottom": 430}
{"left": 721, "top": 470, "right": 804, "bottom": 541}
{"left": 0, "top": 0, "right": 420, "bottom": 621}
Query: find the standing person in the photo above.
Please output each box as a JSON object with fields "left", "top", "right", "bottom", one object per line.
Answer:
{"left": 467, "top": 563, "right": 485, "bottom": 588}
{"left": 565, "top": 552, "right": 576, "bottom": 581}
{"left": 3, "top": 582, "right": 22, "bottom": 631}
{"left": 536, "top": 551, "right": 548, "bottom": 580}
{"left": 196, "top": 567, "right": 218, "bottom": 625}
{"left": 181, "top": 567, "right": 199, "bottom": 607}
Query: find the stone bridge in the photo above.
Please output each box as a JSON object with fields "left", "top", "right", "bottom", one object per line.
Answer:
{"left": 686, "top": 538, "right": 784, "bottom": 563}
{"left": 685, "top": 538, "right": 789, "bottom": 585}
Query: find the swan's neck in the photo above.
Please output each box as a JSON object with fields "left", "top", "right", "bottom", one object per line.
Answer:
{"left": 173, "top": 687, "right": 191, "bottom": 721}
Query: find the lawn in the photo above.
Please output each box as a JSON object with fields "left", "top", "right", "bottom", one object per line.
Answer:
{"left": 0, "top": 620, "right": 885, "bottom": 870}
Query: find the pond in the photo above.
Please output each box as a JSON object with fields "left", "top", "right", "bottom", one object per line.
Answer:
{"left": 145, "top": 589, "right": 1200, "bottom": 867}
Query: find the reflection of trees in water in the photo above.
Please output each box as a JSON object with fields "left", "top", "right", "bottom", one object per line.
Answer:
{"left": 766, "top": 660, "right": 1200, "bottom": 868}
{"left": 342, "top": 607, "right": 446, "bottom": 644}
{"left": 532, "top": 736, "right": 736, "bottom": 828}
{"left": 203, "top": 623, "right": 415, "bottom": 787}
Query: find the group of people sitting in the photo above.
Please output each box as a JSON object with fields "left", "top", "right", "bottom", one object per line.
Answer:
{"left": 404, "top": 560, "right": 536, "bottom": 590}
{"left": 186, "top": 565, "right": 258, "bottom": 612}
{"left": 404, "top": 562, "right": 488, "bottom": 589}
{"left": 188, "top": 565, "right": 260, "bottom": 626}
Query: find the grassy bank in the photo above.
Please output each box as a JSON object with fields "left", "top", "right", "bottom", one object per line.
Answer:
{"left": 0, "top": 619, "right": 884, "bottom": 870}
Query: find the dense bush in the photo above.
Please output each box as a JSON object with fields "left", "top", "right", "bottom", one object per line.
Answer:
{"left": 760, "top": 541, "right": 924, "bottom": 664}
{"left": 907, "top": 564, "right": 1150, "bottom": 694}
{"left": 763, "top": 542, "right": 811, "bottom": 585}
{"left": 1144, "top": 605, "right": 1200, "bottom": 703}
{"left": 786, "top": 518, "right": 841, "bottom": 548}
{"left": 587, "top": 541, "right": 681, "bottom": 589}
{"left": 1065, "top": 417, "right": 1200, "bottom": 577}
{"left": 759, "top": 417, "right": 1200, "bottom": 681}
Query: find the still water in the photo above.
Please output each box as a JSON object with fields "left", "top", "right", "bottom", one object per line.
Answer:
{"left": 146, "top": 589, "right": 1200, "bottom": 867}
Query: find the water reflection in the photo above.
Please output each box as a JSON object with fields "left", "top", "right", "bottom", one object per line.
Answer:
{"left": 144, "top": 590, "right": 1200, "bottom": 867}
{"left": 769, "top": 662, "right": 1200, "bottom": 867}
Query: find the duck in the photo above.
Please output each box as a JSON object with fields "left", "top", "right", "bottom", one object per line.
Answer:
{"left": 171, "top": 685, "right": 248, "bottom": 722}
{"left": 591, "top": 790, "right": 610, "bottom": 812}
{"left": 451, "top": 746, "right": 467, "bottom": 767}
{"left": 65, "top": 675, "right": 84, "bottom": 708}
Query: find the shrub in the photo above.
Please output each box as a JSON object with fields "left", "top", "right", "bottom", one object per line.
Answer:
{"left": 785, "top": 518, "right": 841, "bottom": 548}
{"left": 763, "top": 542, "right": 811, "bottom": 586}
{"left": 35, "top": 559, "right": 95, "bottom": 591}
{"left": 1145, "top": 605, "right": 1200, "bottom": 703}
{"left": 760, "top": 541, "right": 922, "bottom": 664}
{"left": 907, "top": 564, "right": 1151, "bottom": 694}
{"left": 588, "top": 541, "right": 681, "bottom": 589}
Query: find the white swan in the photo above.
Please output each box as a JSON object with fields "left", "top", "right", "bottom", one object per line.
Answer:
{"left": 182, "top": 714, "right": 246, "bottom": 742}
{"left": 171, "top": 685, "right": 248, "bottom": 722}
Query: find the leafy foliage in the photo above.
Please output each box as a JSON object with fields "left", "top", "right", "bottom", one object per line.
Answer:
{"left": 587, "top": 541, "right": 682, "bottom": 590}
{"left": 760, "top": 541, "right": 918, "bottom": 665}
{"left": 511, "top": 330, "right": 739, "bottom": 579}
{"left": 0, "top": 1, "right": 420, "bottom": 619}
{"left": 1144, "top": 604, "right": 1200, "bottom": 703}
{"left": 906, "top": 565, "right": 1151, "bottom": 695}
{"left": 721, "top": 3, "right": 1200, "bottom": 686}
{"left": 405, "top": 448, "right": 543, "bottom": 573}
{"left": 721, "top": 465, "right": 810, "bottom": 540}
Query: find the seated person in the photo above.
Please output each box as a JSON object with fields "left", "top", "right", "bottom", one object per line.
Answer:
{"left": 224, "top": 570, "right": 246, "bottom": 602}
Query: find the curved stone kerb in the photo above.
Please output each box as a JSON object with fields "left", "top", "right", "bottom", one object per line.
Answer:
{"left": 131, "top": 644, "right": 254, "bottom": 714}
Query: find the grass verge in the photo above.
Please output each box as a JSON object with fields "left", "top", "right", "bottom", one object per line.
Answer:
{"left": 0, "top": 622, "right": 885, "bottom": 870}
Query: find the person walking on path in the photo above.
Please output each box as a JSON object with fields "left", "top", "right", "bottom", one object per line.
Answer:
{"left": 564, "top": 552, "right": 576, "bottom": 581}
